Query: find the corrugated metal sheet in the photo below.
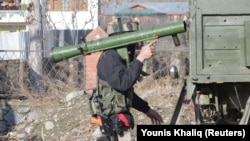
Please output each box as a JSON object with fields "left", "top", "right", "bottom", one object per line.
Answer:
{"left": 0, "top": 32, "right": 28, "bottom": 60}
{"left": 101, "top": 2, "right": 189, "bottom": 15}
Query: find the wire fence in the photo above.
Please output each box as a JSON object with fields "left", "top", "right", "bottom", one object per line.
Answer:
{"left": 0, "top": 49, "right": 85, "bottom": 99}
{"left": 0, "top": 30, "right": 89, "bottom": 99}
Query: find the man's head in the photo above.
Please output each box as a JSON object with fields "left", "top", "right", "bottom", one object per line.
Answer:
{"left": 107, "top": 17, "right": 141, "bottom": 62}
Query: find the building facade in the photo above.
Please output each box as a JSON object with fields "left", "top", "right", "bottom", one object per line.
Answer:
{"left": 0, "top": 0, "right": 98, "bottom": 31}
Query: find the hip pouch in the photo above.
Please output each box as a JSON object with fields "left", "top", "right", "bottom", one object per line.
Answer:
{"left": 88, "top": 85, "right": 133, "bottom": 117}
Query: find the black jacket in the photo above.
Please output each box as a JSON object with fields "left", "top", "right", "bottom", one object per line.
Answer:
{"left": 97, "top": 49, "right": 150, "bottom": 113}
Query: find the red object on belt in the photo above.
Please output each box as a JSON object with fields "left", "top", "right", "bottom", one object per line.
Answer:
{"left": 118, "top": 113, "right": 129, "bottom": 127}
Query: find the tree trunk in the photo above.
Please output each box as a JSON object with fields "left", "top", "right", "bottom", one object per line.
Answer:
{"left": 28, "top": 0, "right": 44, "bottom": 93}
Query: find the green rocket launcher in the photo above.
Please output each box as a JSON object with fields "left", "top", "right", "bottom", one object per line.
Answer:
{"left": 50, "top": 21, "right": 186, "bottom": 63}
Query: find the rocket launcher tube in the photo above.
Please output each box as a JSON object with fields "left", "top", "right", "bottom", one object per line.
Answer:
{"left": 51, "top": 21, "right": 186, "bottom": 63}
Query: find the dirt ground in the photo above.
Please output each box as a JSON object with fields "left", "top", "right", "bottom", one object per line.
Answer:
{"left": 1, "top": 75, "right": 195, "bottom": 141}
{"left": 64, "top": 75, "right": 196, "bottom": 141}
{"left": 58, "top": 76, "right": 195, "bottom": 140}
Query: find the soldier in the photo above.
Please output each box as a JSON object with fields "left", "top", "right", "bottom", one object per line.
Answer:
{"left": 90, "top": 17, "right": 163, "bottom": 141}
